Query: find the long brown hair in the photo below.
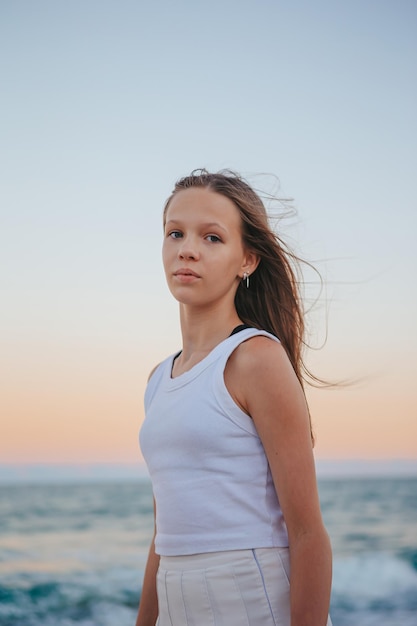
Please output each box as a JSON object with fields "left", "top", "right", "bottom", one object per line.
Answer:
{"left": 164, "top": 169, "right": 320, "bottom": 439}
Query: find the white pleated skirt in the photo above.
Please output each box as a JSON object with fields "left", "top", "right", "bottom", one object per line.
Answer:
{"left": 156, "top": 547, "right": 332, "bottom": 626}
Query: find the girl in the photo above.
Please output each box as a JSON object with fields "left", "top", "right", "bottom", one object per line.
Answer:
{"left": 136, "top": 170, "right": 332, "bottom": 626}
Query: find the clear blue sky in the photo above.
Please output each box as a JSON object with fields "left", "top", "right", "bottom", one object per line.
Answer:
{"left": 1, "top": 0, "right": 416, "bottom": 466}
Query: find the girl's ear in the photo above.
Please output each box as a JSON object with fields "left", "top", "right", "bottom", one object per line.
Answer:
{"left": 241, "top": 249, "right": 260, "bottom": 278}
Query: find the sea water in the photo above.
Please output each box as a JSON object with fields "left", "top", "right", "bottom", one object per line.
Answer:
{"left": 0, "top": 477, "right": 416, "bottom": 625}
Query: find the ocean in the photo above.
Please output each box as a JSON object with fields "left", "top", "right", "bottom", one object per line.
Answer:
{"left": 0, "top": 476, "right": 416, "bottom": 625}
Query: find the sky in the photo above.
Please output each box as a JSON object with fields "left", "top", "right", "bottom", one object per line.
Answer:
{"left": 1, "top": 0, "right": 416, "bottom": 475}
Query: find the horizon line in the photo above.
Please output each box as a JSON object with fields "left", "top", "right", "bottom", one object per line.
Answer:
{"left": 0, "top": 458, "right": 417, "bottom": 484}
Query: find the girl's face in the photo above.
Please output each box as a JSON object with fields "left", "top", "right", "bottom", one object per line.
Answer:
{"left": 162, "top": 188, "right": 253, "bottom": 309}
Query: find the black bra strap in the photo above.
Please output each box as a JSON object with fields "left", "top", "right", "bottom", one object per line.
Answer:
{"left": 229, "top": 324, "right": 251, "bottom": 337}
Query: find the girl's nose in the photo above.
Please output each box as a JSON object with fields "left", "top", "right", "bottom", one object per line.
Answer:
{"left": 178, "top": 237, "right": 199, "bottom": 260}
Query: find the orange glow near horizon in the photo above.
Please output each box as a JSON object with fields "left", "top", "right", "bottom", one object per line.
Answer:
{"left": 2, "top": 336, "right": 416, "bottom": 465}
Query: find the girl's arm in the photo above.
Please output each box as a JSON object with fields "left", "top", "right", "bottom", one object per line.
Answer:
{"left": 135, "top": 501, "right": 159, "bottom": 626}
{"left": 226, "top": 337, "right": 332, "bottom": 626}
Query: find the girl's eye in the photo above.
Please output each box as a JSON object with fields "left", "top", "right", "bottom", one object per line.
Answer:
{"left": 168, "top": 230, "right": 182, "bottom": 239}
{"left": 206, "top": 234, "right": 221, "bottom": 243}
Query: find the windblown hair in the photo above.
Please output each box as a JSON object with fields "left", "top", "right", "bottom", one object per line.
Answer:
{"left": 164, "top": 169, "right": 318, "bottom": 439}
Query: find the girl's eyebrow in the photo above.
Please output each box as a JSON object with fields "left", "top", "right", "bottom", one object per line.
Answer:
{"left": 165, "top": 219, "right": 228, "bottom": 233}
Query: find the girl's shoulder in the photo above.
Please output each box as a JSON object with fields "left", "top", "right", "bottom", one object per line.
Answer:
{"left": 227, "top": 330, "right": 301, "bottom": 397}
{"left": 224, "top": 332, "right": 300, "bottom": 418}
{"left": 147, "top": 363, "right": 161, "bottom": 382}
{"left": 231, "top": 333, "right": 286, "bottom": 372}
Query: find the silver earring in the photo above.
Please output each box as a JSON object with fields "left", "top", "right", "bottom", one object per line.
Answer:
{"left": 243, "top": 272, "right": 250, "bottom": 288}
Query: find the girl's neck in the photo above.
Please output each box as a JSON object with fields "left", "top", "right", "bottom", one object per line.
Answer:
{"left": 178, "top": 305, "right": 242, "bottom": 361}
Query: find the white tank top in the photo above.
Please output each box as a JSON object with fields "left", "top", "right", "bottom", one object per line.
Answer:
{"left": 139, "top": 327, "right": 289, "bottom": 556}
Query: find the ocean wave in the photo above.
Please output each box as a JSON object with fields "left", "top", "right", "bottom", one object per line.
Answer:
{"left": 331, "top": 552, "right": 417, "bottom": 612}
{"left": 0, "top": 570, "right": 140, "bottom": 626}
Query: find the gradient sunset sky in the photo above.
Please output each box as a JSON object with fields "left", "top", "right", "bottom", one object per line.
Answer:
{"left": 1, "top": 0, "right": 416, "bottom": 471}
